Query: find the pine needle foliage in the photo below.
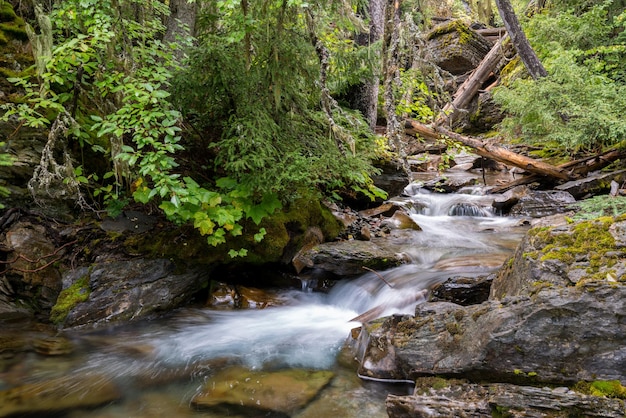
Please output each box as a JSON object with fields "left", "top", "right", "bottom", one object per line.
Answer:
{"left": 493, "top": 0, "right": 626, "bottom": 156}
{"left": 171, "top": 0, "right": 386, "bottom": 203}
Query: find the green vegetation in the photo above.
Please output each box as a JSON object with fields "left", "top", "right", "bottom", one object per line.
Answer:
{"left": 574, "top": 380, "right": 626, "bottom": 398}
{"left": 571, "top": 195, "right": 626, "bottom": 220}
{"left": 493, "top": 0, "right": 626, "bottom": 157}
{"left": 527, "top": 215, "right": 625, "bottom": 284}
{"left": 0, "top": 0, "right": 388, "bottom": 254}
{"left": 1, "top": 0, "right": 625, "bottom": 257}
{"left": 50, "top": 275, "right": 91, "bottom": 324}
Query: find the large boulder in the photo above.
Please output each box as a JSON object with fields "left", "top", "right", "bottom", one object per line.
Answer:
{"left": 298, "top": 231, "right": 413, "bottom": 277}
{"left": 359, "top": 284, "right": 626, "bottom": 384}
{"left": 57, "top": 258, "right": 209, "bottom": 327}
{"left": 426, "top": 20, "right": 493, "bottom": 75}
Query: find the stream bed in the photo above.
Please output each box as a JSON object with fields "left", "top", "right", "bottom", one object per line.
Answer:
{"left": 0, "top": 185, "right": 530, "bottom": 417}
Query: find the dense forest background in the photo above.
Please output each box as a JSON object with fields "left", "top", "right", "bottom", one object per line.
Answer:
{"left": 0, "top": 0, "right": 625, "bottom": 253}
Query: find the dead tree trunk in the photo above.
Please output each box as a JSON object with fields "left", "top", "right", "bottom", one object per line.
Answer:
{"left": 436, "top": 36, "right": 512, "bottom": 126}
{"left": 489, "top": 148, "right": 626, "bottom": 193}
{"left": 405, "top": 119, "right": 570, "bottom": 180}
{"left": 494, "top": 0, "right": 547, "bottom": 79}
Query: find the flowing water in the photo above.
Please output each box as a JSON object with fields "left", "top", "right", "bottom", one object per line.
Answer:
{"left": 0, "top": 184, "right": 529, "bottom": 417}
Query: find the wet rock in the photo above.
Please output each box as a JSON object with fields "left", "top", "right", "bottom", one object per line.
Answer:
{"left": 0, "top": 373, "right": 122, "bottom": 417}
{"left": 206, "top": 281, "right": 237, "bottom": 308}
{"left": 358, "top": 284, "right": 626, "bottom": 384}
{"left": 380, "top": 212, "right": 422, "bottom": 231}
{"left": 430, "top": 275, "right": 493, "bottom": 306}
{"left": 418, "top": 176, "right": 480, "bottom": 193}
{"left": 207, "top": 282, "right": 284, "bottom": 310}
{"left": 299, "top": 232, "right": 411, "bottom": 277}
{"left": 555, "top": 169, "right": 626, "bottom": 199}
{"left": 33, "top": 336, "right": 73, "bottom": 356}
{"left": 508, "top": 190, "right": 576, "bottom": 218}
{"left": 191, "top": 366, "right": 334, "bottom": 415}
{"left": 292, "top": 226, "right": 325, "bottom": 273}
{"left": 491, "top": 185, "right": 528, "bottom": 214}
{"left": 62, "top": 258, "right": 209, "bottom": 327}
{"left": 386, "top": 381, "right": 626, "bottom": 418}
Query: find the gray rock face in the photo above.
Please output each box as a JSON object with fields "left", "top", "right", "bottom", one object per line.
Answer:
{"left": 366, "top": 285, "right": 625, "bottom": 383}
{"left": 508, "top": 190, "right": 576, "bottom": 217}
{"left": 63, "top": 258, "right": 209, "bottom": 327}
{"left": 555, "top": 169, "right": 626, "bottom": 199}
{"left": 300, "top": 232, "right": 411, "bottom": 277}
{"left": 386, "top": 382, "right": 626, "bottom": 418}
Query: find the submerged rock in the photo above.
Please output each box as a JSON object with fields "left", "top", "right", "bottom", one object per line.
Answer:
{"left": 0, "top": 373, "right": 122, "bottom": 417}
{"left": 191, "top": 366, "right": 334, "bottom": 415}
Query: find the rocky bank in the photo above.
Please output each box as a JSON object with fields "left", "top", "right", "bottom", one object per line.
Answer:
{"left": 356, "top": 214, "right": 626, "bottom": 417}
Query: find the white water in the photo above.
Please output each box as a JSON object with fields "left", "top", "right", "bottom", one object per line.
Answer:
{"left": 79, "top": 186, "right": 525, "bottom": 375}
{"left": 2, "top": 186, "right": 528, "bottom": 417}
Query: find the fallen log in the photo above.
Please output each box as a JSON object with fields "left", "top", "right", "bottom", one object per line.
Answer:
{"left": 437, "top": 36, "right": 513, "bottom": 126}
{"left": 489, "top": 148, "right": 626, "bottom": 193}
{"left": 404, "top": 119, "right": 571, "bottom": 180}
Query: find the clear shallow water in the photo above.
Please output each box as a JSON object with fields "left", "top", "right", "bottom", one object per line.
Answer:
{"left": 0, "top": 186, "right": 529, "bottom": 417}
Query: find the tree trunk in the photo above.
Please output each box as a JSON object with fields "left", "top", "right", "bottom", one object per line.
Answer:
{"left": 488, "top": 148, "right": 626, "bottom": 193}
{"left": 494, "top": 0, "right": 547, "bottom": 79}
{"left": 437, "top": 36, "right": 512, "bottom": 126}
{"left": 163, "top": 0, "right": 197, "bottom": 62}
{"left": 405, "top": 119, "right": 570, "bottom": 180}
{"left": 382, "top": 0, "right": 409, "bottom": 173}
{"left": 345, "top": 0, "right": 385, "bottom": 129}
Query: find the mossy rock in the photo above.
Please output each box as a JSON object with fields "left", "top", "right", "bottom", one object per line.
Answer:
{"left": 0, "top": 20, "right": 28, "bottom": 41}
{"left": 0, "top": 2, "right": 17, "bottom": 23}
{"left": 574, "top": 380, "right": 626, "bottom": 399}
{"left": 122, "top": 194, "right": 343, "bottom": 267}
{"left": 50, "top": 275, "right": 91, "bottom": 324}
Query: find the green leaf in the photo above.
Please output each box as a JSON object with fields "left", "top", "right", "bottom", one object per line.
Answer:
{"left": 254, "top": 228, "right": 266, "bottom": 242}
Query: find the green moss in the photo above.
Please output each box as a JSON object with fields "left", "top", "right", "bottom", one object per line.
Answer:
{"left": 574, "top": 380, "right": 626, "bottom": 399}
{"left": 0, "top": 30, "right": 7, "bottom": 45}
{"left": 0, "top": 2, "right": 17, "bottom": 22}
{"left": 0, "top": 21, "right": 28, "bottom": 41}
{"left": 526, "top": 217, "right": 621, "bottom": 286}
{"left": 50, "top": 276, "right": 91, "bottom": 324}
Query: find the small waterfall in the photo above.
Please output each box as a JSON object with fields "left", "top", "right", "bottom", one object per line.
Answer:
{"left": 448, "top": 202, "right": 493, "bottom": 217}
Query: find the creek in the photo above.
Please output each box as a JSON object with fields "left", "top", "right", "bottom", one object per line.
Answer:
{"left": 0, "top": 182, "right": 529, "bottom": 417}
